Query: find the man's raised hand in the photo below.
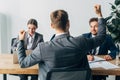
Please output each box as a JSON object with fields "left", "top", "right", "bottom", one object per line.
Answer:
{"left": 94, "top": 4, "right": 102, "bottom": 17}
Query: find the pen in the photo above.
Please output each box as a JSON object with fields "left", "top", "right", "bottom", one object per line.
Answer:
{"left": 89, "top": 59, "right": 106, "bottom": 63}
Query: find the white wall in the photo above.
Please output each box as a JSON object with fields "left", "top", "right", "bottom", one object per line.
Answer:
{"left": 0, "top": 14, "right": 7, "bottom": 53}
{"left": 0, "top": 0, "right": 114, "bottom": 53}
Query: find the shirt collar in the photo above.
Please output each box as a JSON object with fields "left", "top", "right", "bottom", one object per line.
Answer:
{"left": 27, "top": 33, "right": 35, "bottom": 39}
{"left": 91, "top": 34, "right": 96, "bottom": 37}
{"left": 56, "top": 32, "right": 68, "bottom": 36}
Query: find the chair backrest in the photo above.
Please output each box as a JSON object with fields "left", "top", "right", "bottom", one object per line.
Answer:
{"left": 11, "top": 38, "right": 16, "bottom": 53}
{"left": 46, "top": 68, "right": 92, "bottom": 80}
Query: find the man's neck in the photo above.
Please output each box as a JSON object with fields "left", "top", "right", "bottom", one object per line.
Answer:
{"left": 55, "top": 30, "right": 69, "bottom": 36}
{"left": 56, "top": 29, "right": 65, "bottom": 34}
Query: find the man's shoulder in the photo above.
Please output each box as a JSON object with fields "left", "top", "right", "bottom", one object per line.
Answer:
{"left": 82, "top": 32, "right": 91, "bottom": 38}
{"left": 106, "top": 34, "right": 113, "bottom": 40}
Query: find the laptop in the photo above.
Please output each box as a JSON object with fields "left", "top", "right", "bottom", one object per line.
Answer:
{"left": 13, "top": 50, "right": 32, "bottom": 64}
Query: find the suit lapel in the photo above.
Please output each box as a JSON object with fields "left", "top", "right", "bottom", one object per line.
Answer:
{"left": 31, "top": 32, "right": 37, "bottom": 49}
{"left": 24, "top": 32, "right": 28, "bottom": 49}
{"left": 88, "top": 33, "right": 93, "bottom": 54}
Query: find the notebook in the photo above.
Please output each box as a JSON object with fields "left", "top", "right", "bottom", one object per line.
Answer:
{"left": 13, "top": 50, "right": 32, "bottom": 64}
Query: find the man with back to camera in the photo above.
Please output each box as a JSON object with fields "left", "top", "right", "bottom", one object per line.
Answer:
{"left": 12, "top": 18, "right": 44, "bottom": 80}
{"left": 17, "top": 4, "right": 106, "bottom": 80}
{"left": 82, "top": 17, "right": 117, "bottom": 80}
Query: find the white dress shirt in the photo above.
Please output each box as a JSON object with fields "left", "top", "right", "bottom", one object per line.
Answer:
{"left": 27, "top": 34, "right": 35, "bottom": 49}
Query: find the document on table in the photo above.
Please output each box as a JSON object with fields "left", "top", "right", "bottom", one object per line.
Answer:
{"left": 89, "top": 56, "right": 105, "bottom": 63}
{"left": 89, "top": 56, "right": 119, "bottom": 69}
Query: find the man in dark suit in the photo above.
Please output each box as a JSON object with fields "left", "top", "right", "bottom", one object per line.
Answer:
{"left": 12, "top": 19, "right": 44, "bottom": 80}
{"left": 82, "top": 17, "right": 117, "bottom": 80}
{"left": 17, "top": 4, "right": 106, "bottom": 80}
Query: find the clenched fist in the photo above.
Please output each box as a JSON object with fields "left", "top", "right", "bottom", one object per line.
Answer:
{"left": 94, "top": 4, "right": 102, "bottom": 17}
{"left": 19, "top": 30, "right": 26, "bottom": 40}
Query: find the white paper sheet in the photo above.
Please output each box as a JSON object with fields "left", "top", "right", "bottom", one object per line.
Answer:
{"left": 99, "top": 61, "right": 119, "bottom": 69}
{"left": 89, "top": 56, "right": 105, "bottom": 63}
{"left": 89, "top": 56, "right": 119, "bottom": 69}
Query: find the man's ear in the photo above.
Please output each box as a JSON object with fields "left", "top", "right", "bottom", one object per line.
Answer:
{"left": 66, "top": 21, "right": 70, "bottom": 31}
{"left": 51, "top": 23, "right": 54, "bottom": 29}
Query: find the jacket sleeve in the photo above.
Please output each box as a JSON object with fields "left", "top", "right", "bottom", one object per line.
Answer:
{"left": 107, "top": 35, "right": 117, "bottom": 59}
{"left": 17, "top": 40, "right": 42, "bottom": 68}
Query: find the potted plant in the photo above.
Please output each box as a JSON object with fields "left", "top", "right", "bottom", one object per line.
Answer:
{"left": 105, "top": 0, "right": 120, "bottom": 51}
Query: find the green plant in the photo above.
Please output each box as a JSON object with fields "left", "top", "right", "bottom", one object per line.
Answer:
{"left": 105, "top": 0, "right": 120, "bottom": 43}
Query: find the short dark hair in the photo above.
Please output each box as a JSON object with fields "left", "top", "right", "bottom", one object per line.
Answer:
{"left": 89, "top": 17, "right": 98, "bottom": 25}
{"left": 27, "top": 18, "right": 38, "bottom": 28}
{"left": 50, "top": 10, "right": 69, "bottom": 31}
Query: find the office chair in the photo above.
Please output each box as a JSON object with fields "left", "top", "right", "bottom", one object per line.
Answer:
{"left": 46, "top": 68, "right": 92, "bottom": 80}
{"left": 11, "top": 38, "right": 16, "bottom": 53}
{"left": 10, "top": 38, "right": 18, "bottom": 76}
{"left": 3, "top": 38, "right": 18, "bottom": 80}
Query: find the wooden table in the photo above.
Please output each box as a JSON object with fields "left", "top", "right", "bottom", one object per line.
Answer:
{"left": 0, "top": 54, "right": 38, "bottom": 80}
{"left": 92, "top": 56, "right": 120, "bottom": 76}
{"left": 0, "top": 54, "right": 120, "bottom": 80}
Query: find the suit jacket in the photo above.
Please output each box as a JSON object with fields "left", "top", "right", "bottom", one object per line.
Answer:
{"left": 17, "top": 18, "right": 106, "bottom": 80}
{"left": 82, "top": 33, "right": 117, "bottom": 59}
{"left": 12, "top": 32, "right": 44, "bottom": 51}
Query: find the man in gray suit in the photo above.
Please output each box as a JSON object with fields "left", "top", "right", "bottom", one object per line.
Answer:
{"left": 12, "top": 19, "right": 44, "bottom": 80}
{"left": 17, "top": 4, "right": 106, "bottom": 80}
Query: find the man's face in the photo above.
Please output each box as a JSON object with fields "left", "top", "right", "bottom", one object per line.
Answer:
{"left": 27, "top": 24, "right": 37, "bottom": 36}
{"left": 90, "top": 21, "right": 98, "bottom": 35}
